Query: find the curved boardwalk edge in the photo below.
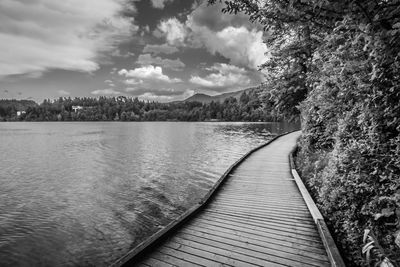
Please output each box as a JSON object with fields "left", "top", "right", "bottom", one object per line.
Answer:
{"left": 110, "top": 130, "right": 298, "bottom": 267}
{"left": 289, "top": 146, "right": 346, "bottom": 267}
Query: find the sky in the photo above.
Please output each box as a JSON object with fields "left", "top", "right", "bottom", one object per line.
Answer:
{"left": 0, "top": 0, "right": 269, "bottom": 103}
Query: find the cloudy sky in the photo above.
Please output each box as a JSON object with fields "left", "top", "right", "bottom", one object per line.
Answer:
{"left": 0, "top": 0, "right": 268, "bottom": 102}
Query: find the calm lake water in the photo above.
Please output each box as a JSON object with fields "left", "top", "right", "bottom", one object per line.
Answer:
{"left": 0, "top": 122, "right": 299, "bottom": 266}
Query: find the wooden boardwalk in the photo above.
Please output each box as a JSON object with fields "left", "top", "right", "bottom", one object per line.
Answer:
{"left": 122, "top": 131, "right": 332, "bottom": 267}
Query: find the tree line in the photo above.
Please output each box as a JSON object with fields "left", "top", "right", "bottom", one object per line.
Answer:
{"left": 0, "top": 89, "right": 281, "bottom": 122}
{"left": 210, "top": 0, "right": 400, "bottom": 265}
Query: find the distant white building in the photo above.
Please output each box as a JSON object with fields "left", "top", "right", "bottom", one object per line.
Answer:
{"left": 116, "top": 96, "right": 127, "bottom": 103}
{"left": 72, "top": 106, "right": 83, "bottom": 112}
{"left": 16, "top": 111, "right": 26, "bottom": 116}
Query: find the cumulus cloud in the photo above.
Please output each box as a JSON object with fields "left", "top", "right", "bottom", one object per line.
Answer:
{"left": 151, "top": 4, "right": 267, "bottom": 71}
{"left": 118, "top": 65, "right": 182, "bottom": 83}
{"left": 181, "top": 2, "right": 268, "bottom": 70}
{"left": 151, "top": 0, "right": 173, "bottom": 9}
{"left": 143, "top": 43, "right": 178, "bottom": 55}
{"left": 0, "top": 0, "right": 137, "bottom": 77}
{"left": 187, "top": 22, "right": 268, "bottom": 70}
{"left": 104, "top": 79, "right": 116, "bottom": 87}
{"left": 190, "top": 63, "right": 251, "bottom": 90}
{"left": 91, "top": 88, "right": 122, "bottom": 95}
{"left": 137, "top": 54, "right": 185, "bottom": 70}
{"left": 124, "top": 79, "right": 143, "bottom": 85}
{"left": 155, "top": 18, "right": 186, "bottom": 46}
{"left": 189, "top": 1, "right": 261, "bottom": 32}
{"left": 58, "top": 90, "right": 70, "bottom": 96}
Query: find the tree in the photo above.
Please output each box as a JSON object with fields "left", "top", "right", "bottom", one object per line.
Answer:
{"left": 209, "top": 0, "right": 400, "bottom": 265}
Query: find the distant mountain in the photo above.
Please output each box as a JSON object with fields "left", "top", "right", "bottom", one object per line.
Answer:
{"left": 184, "top": 93, "right": 213, "bottom": 103}
{"left": 184, "top": 87, "right": 257, "bottom": 104}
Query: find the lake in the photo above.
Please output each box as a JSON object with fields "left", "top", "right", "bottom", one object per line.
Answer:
{"left": 0, "top": 122, "right": 299, "bottom": 266}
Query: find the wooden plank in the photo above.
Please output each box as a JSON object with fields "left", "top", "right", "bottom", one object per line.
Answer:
{"left": 215, "top": 195, "right": 305, "bottom": 202}
{"left": 209, "top": 200, "right": 310, "bottom": 212}
{"left": 214, "top": 198, "right": 306, "bottom": 206}
{"left": 224, "top": 179, "right": 295, "bottom": 183}
{"left": 208, "top": 203, "right": 313, "bottom": 217}
{"left": 221, "top": 184, "right": 296, "bottom": 188}
{"left": 206, "top": 207, "right": 315, "bottom": 222}
{"left": 149, "top": 250, "right": 203, "bottom": 266}
{"left": 182, "top": 224, "right": 323, "bottom": 253}
{"left": 203, "top": 209, "right": 316, "bottom": 229}
{"left": 166, "top": 240, "right": 263, "bottom": 267}
{"left": 140, "top": 257, "right": 176, "bottom": 267}
{"left": 174, "top": 229, "right": 330, "bottom": 266}
{"left": 215, "top": 198, "right": 306, "bottom": 205}
{"left": 191, "top": 216, "right": 321, "bottom": 241}
{"left": 219, "top": 186, "right": 300, "bottom": 192}
{"left": 212, "top": 200, "right": 310, "bottom": 212}
{"left": 222, "top": 182, "right": 296, "bottom": 187}
{"left": 181, "top": 220, "right": 325, "bottom": 250}
{"left": 207, "top": 207, "right": 316, "bottom": 223}
{"left": 218, "top": 188, "right": 300, "bottom": 193}
{"left": 205, "top": 209, "right": 315, "bottom": 226}
{"left": 158, "top": 246, "right": 233, "bottom": 267}
{"left": 194, "top": 217, "right": 320, "bottom": 241}
{"left": 217, "top": 191, "right": 303, "bottom": 197}
{"left": 203, "top": 211, "right": 320, "bottom": 235}
{"left": 228, "top": 174, "right": 292, "bottom": 179}
{"left": 185, "top": 218, "right": 323, "bottom": 244}
{"left": 233, "top": 171, "right": 291, "bottom": 176}
{"left": 218, "top": 190, "right": 299, "bottom": 194}
{"left": 177, "top": 227, "right": 327, "bottom": 257}
{"left": 202, "top": 209, "right": 317, "bottom": 230}
{"left": 169, "top": 236, "right": 295, "bottom": 267}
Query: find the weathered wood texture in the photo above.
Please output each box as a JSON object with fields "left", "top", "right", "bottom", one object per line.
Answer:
{"left": 128, "top": 131, "right": 331, "bottom": 266}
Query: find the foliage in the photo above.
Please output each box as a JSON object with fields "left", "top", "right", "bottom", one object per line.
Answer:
{"left": 363, "top": 229, "right": 396, "bottom": 267}
{"left": 0, "top": 88, "right": 280, "bottom": 122}
{"left": 210, "top": 0, "right": 400, "bottom": 265}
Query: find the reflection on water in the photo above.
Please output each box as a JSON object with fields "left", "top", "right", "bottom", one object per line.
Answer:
{"left": 0, "top": 122, "right": 299, "bottom": 266}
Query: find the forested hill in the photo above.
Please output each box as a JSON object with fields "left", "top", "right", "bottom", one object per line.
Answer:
{"left": 0, "top": 87, "right": 280, "bottom": 122}
{"left": 184, "top": 87, "right": 256, "bottom": 104}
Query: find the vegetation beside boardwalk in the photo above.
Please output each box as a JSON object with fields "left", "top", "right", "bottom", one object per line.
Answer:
{"left": 209, "top": 0, "right": 400, "bottom": 266}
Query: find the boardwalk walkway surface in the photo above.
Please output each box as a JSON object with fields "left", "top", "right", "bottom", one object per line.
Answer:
{"left": 128, "top": 131, "right": 331, "bottom": 267}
